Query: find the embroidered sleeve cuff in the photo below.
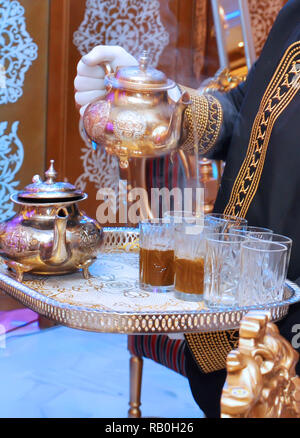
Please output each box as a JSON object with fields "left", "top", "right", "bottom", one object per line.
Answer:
{"left": 179, "top": 85, "right": 223, "bottom": 155}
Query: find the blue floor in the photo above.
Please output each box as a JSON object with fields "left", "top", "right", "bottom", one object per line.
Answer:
{"left": 0, "top": 326, "right": 204, "bottom": 418}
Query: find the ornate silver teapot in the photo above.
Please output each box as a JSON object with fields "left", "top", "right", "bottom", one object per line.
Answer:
{"left": 83, "top": 52, "right": 190, "bottom": 168}
{"left": 0, "top": 161, "right": 103, "bottom": 282}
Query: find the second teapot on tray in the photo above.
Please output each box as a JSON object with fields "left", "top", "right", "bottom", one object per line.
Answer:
{"left": 0, "top": 161, "right": 103, "bottom": 282}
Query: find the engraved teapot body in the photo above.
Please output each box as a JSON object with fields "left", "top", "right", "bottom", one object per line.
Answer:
{"left": 0, "top": 161, "right": 103, "bottom": 281}
{"left": 83, "top": 52, "right": 190, "bottom": 168}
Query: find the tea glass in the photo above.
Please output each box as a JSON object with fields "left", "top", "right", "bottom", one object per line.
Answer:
{"left": 203, "top": 233, "right": 247, "bottom": 308}
{"left": 205, "top": 213, "right": 248, "bottom": 233}
{"left": 248, "top": 233, "right": 292, "bottom": 278}
{"left": 174, "top": 224, "right": 215, "bottom": 302}
{"left": 163, "top": 210, "right": 204, "bottom": 226}
{"left": 238, "top": 239, "right": 288, "bottom": 306}
{"left": 230, "top": 225, "right": 273, "bottom": 239}
{"left": 139, "top": 220, "right": 174, "bottom": 292}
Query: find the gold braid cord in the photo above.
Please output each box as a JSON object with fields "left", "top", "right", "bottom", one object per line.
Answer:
{"left": 185, "top": 42, "right": 300, "bottom": 374}
{"left": 185, "top": 330, "right": 239, "bottom": 374}
{"left": 179, "top": 85, "right": 223, "bottom": 154}
{"left": 224, "top": 42, "right": 300, "bottom": 217}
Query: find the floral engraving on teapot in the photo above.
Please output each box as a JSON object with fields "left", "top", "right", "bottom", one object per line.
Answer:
{"left": 3, "top": 228, "right": 39, "bottom": 253}
{"left": 84, "top": 100, "right": 110, "bottom": 142}
{"left": 77, "top": 222, "right": 102, "bottom": 249}
{"left": 114, "top": 111, "right": 147, "bottom": 141}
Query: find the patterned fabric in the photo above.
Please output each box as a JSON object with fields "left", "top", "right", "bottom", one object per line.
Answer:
{"left": 0, "top": 0, "right": 38, "bottom": 105}
{"left": 0, "top": 122, "right": 24, "bottom": 221}
{"left": 128, "top": 334, "right": 187, "bottom": 377}
{"left": 73, "top": 0, "right": 169, "bottom": 67}
{"left": 248, "top": 0, "right": 286, "bottom": 57}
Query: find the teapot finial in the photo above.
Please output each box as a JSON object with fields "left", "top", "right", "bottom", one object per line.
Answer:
{"left": 139, "top": 51, "right": 149, "bottom": 72}
{"left": 45, "top": 160, "right": 57, "bottom": 184}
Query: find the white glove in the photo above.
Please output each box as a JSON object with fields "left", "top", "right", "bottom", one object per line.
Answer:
{"left": 75, "top": 45, "right": 182, "bottom": 116}
{"left": 74, "top": 45, "right": 138, "bottom": 116}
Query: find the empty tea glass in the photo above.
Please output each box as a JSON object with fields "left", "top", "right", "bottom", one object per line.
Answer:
{"left": 249, "top": 233, "right": 292, "bottom": 278}
{"left": 238, "top": 239, "right": 287, "bottom": 307}
{"left": 139, "top": 220, "right": 174, "bottom": 293}
{"left": 230, "top": 225, "right": 273, "bottom": 239}
{"left": 163, "top": 210, "right": 204, "bottom": 226}
{"left": 174, "top": 224, "right": 214, "bottom": 301}
{"left": 205, "top": 213, "right": 248, "bottom": 233}
{"left": 204, "top": 233, "right": 247, "bottom": 308}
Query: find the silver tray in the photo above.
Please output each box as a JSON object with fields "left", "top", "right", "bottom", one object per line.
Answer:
{"left": 0, "top": 227, "right": 299, "bottom": 334}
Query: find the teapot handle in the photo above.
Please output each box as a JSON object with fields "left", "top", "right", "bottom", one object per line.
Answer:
{"left": 100, "top": 62, "right": 113, "bottom": 77}
{"left": 99, "top": 62, "right": 114, "bottom": 95}
{"left": 100, "top": 62, "right": 130, "bottom": 76}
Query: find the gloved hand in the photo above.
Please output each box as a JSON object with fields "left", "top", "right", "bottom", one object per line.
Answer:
{"left": 75, "top": 45, "right": 182, "bottom": 116}
{"left": 74, "top": 45, "right": 138, "bottom": 116}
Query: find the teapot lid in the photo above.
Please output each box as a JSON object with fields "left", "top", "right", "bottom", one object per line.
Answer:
{"left": 16, "top": 160, "right": 86, "bottom": 203}
{"left": 105, "top": 51, "right": 176, "bottom": 91}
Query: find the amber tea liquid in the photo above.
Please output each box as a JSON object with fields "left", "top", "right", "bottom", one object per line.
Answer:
{"left": 139, "top": 247, "right": 174, "bottom": 287}
{"left": 174, "top": 257, "right": 204, "bottom": 295}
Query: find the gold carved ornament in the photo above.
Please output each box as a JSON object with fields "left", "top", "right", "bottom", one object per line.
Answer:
{"left": 221, "top": 311, "right": 300, "bottom": 418}
{"left": 199, "top": 67, "right": 248, "bottom": 95}
{"left": 184, "top": 41, "right": 300, "bottom": 374}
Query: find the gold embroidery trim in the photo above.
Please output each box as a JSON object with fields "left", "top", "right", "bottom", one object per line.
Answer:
{"left": 185, "top": 42, "right": 300, "bottom": 374}
{"left": 185, "top": 330, "right": 239, "bottom": 374}
{"left": 224, "top": 42, "right": 300, "bottom": 217}
{"left": 180, "top": 85, "right": 223, "bottom": 154}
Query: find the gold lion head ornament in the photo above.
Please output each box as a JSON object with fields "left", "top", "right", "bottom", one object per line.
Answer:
{"left": 221, "top": 311, "right": 300, "bottom": 418}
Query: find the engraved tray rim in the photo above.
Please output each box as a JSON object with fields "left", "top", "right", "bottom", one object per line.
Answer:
{"left": 0, "top": 227, "right": 299, "bottom": 334}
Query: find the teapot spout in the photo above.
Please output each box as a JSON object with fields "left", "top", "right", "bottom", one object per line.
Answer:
{"left": 169, "top": 90, "right": 191, "bottom": 141}
{"left": 45, "top": 208, "right": 70, "bottom": 266}
{"left": 175, "top": 90, "right": 191, "bottom": 117}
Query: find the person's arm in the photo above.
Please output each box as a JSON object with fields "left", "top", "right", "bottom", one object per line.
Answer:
{"left": 179, "top": 63, "right": 257, "bottom": 161}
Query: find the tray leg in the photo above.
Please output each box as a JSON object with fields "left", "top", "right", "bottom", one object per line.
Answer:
{"left": 128, "top": 354, "right": 143, "bottom": 418}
